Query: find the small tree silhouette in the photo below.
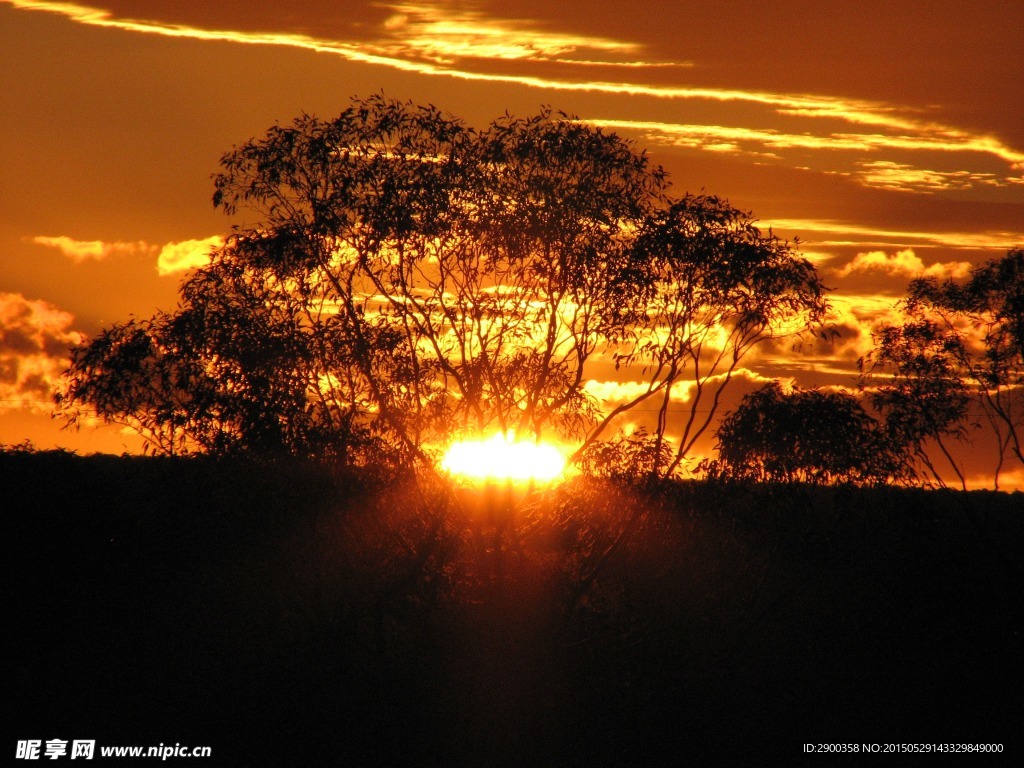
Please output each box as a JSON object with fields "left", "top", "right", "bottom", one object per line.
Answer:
{"left": 57, "top": 95, "right": 826, "bottom": 471}
{"left": 703, "top": 383, "right": 904, "bottom": 485}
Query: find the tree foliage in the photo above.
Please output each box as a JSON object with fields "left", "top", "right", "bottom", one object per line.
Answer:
{"left": 860, "top": 319, "right": 972, "bottom": 488}
{"left": 57, "top": 95, "right": 826, "bottom": 472}
{"left": 862, "top": 248, "right": 1024, "bottom": 487}
{"left": 703, "top": 383, "right": 904, "bottom": 485}
{"left": 599, "top": 196, "right": 826, "bottom": 475}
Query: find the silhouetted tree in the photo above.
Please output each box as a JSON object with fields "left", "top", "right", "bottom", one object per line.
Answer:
{"left": 605, "top": 195, "right": 827, "bottom": 476}
{"left": 57, "top": 95, "right": 826, "bottom": 470}
{"left": 860, "top": 320, "right": 972, "bottom": 489}
{"left": 862, "top": 248, "right": 1024, "bottom": 488}
{"left": 56, "top": 312, "right": 209, "bottom": 456}
{"left": 55, "top": 259, "right": 381, "bottom": 461}
{"left": 702, "top": 383, "right": 904, "bottom": 485}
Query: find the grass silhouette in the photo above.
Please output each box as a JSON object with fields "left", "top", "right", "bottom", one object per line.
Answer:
{"left": 6, "top": 451, "right": 1021, "bottom": 765}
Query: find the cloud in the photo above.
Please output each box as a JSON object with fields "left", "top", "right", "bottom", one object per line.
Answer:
{"left": 583, "top": 367, "right": 786, "bottom": 472}
{"left": 764, "top": 218, "right": 1023, "bottom": 252}
{"left": 31, "top": 235, "right": 154, "bottom": 262}
{"left": 836, "top": 249, "right": 973, "bottom": 280}
{"left": 582, "top": 119, "right": 1024, "bottom": 183}
{"left": 824, "top": 293, "right": 905, "bottom": 358}
{"left": 8, "top": 0, "right": 1024, "bottom": 177}
{"left": 585, "top": 367, "right": 778, "bottom": 409}
{"left": 585, "top": 379, "right": 664, "bottom": 405}
{"left": 0, "top": 292, "right": 83, "bottom": 414}
{"left": 755, "top": 291, "right": 910, "bottom": 378}
{"left": 31, "top": 233, "right": 222, "bottom": 274}
{"left": 157, "top": 236, "right": 223, "bottom": 276}
{"left": 852, "top": 161, "right": 1021, "bottom": 194}
{"left": 374, "top": 2, "right": 653, "bottom": 67}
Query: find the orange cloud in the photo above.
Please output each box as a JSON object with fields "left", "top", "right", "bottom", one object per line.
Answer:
{"left": 582, "top": 119, "right": 1024, "bottom": 182}
{"left": 31, "top": 235, "right": 154, "bottom": 262}
{"left": 9, "top": 0, "right": 1024, "bottom": 176}
{"left": 764, "top": 218, "right": 1023, "bottom": 252}
{"left": 31, "top": 233, "right": 222, "bottom": 274}
{"left": 375, "top": 2, "right": 654, "bottom": 66}
{"left": 755, "top": 291, "right": 907, "bottom": 378}
{"left": 584, "top": 379, "right": 669, "bottom": 406}
{"left": 826, "top": 293, "right": 904, "bottom": 358}
{"left": 156, "top": 236, "right": 223, "bottom": 276}
{"left": 585, "top": 367, "right": 778, "bottom": 410}
{"left": 0, "top": 292, "right": 82, "bottom": 414}
{"left": 852, "top": 161, "right": 1021, "bottom": 194}
{"left": 836, "top": 249, "right": 973, "bottom": 281}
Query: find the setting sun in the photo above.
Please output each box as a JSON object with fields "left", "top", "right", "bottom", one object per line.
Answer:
{"left": 441, "top": 432, "right": 567, "bottom": 482}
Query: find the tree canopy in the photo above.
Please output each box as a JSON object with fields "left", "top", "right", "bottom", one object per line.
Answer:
{"left": 862, "top": 248, "right": 1024, "bottom": 488}
{"left": 702, "top": 383, "right": 904, "bottom": 485}
{"left": 57, "top": 95, "right": 826, "bottom": 474}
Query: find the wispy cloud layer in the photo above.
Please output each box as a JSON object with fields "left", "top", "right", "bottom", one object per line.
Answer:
{"left": 583, "top": 119, "right": 1024, "bottom": 194}
{"left": 583, "top": 118, "right": 1024, "bottom": 167}
{"left": 7, "top": 0, "right": 1023, "bottom": 198}
{"left": 852, "top": 161, "right": 1024, "bottom": 195}
{"left": 765, "top": 219, "right": 1023, "bottom": 252}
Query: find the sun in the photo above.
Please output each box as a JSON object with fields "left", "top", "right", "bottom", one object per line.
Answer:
{"left": 441, "top": 432, "right": 567, "bottom": 482}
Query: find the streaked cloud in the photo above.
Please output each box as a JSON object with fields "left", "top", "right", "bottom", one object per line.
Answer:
{"left": 7, "top": 0, "right": 1023, "bottom": 178}
{"left": 582, "top": 119, "right": 1024, "bottom": 190}
{"left": 755, "top": 290, "right": 907, "bottom": 378}
{"left": 835, "top": 249, "right": 973, "bottom": 280}
{"left": 30, "top": 235, "right": 154, "bottom": 263}
{"left": 0, "top": 292, "right": 82, "bottom": 414}
{"left": 765, "top": 218, "right": 1023, "bottom": 252}
{"left": 585, "top": 119, "right": 941, "bottom": 155}
{"left": 157, "top": 236, "right": 223, "bottom": 276}
{"left": 582, "top": 367, "right": 785, "bottom": 472}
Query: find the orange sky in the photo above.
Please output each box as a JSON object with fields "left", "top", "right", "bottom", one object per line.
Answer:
{"left": 1, "top": 0, "right": 1022, "bottom": 484}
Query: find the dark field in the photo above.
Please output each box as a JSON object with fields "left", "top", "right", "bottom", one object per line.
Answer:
{"left": 6, "top": 452, "right": 1022, "bottom": 765}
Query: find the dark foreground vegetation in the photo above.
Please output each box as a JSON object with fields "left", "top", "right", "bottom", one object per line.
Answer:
{"left": 7, "top": 452, "right": 1022, "bottom": 765}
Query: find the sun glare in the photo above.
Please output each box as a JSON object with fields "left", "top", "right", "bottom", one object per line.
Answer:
{"left": 441, "top": 432, "right": 567, "bottom": 482}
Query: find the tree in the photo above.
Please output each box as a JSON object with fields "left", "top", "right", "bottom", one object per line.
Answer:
{"left": 860, "top": 319, "right": 972, "bottom": 489}
{"left": 55, "top": 312, "right": 205, "bottom": 457}
{"left": 702, "top": 383, "right": 904, "bottom": 485}
{"left": 57, "top": 95, "right": 826, "bottom": 471}
{"left": 55, "top": 258, "right": 379, "bottom": 460}
{"left": 601, "top": 195, "right": 827, "bottom": 476}
{"left": 862, "top": 248, "right": 1024, "bottom": 488}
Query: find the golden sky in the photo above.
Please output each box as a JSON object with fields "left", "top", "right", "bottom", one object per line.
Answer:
{"left": 1, "top": 0, "right": 1022, "bottom": 482}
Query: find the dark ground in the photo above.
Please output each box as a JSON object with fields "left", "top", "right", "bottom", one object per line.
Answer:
{"left": 5, "top": 452, "right": 1021, "bottom": 765}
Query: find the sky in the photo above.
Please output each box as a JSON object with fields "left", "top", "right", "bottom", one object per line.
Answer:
{"left": 1, "top": 0, "right": 1022, "bottom": 483}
